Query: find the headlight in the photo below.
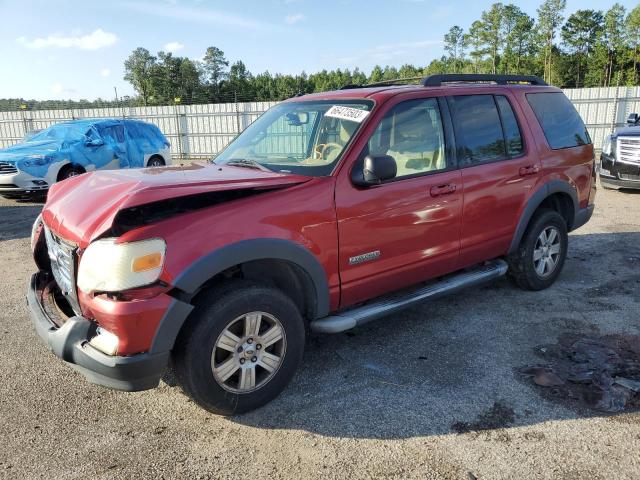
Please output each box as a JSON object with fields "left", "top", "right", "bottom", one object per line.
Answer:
{"left": 22, "top": 155, "right": 49, "bottom": 167}
{"left": 602, "top": 135, "right": 614, "bottom": 157}
{"left": 77, "top": 238, "right": 166, "bottom": 294}
{"left": 31, "top": 213, "right": 43, "bottom": 251}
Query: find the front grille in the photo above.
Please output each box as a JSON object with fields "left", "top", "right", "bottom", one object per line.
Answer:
{"left": 0, "top": 162, "right": 18, "bottom": 175}
{"left": 618, "top": 137, "right": 640, "bottom": 165}
{"left": 44, "top": 227, "right": 81, "bottom": 314}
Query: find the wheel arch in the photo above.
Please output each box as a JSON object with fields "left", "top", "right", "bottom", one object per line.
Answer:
{"left": 56, "top": 162, "right": 86, "bottom": 181}
{"left": 508, "top": 180, "right": 578, "bottom": 255}
{"left": 150, "top": 238, "right": 330, "bottom": 354}
{"left": 42, "top": 159, "right": 70, "bottom": 185}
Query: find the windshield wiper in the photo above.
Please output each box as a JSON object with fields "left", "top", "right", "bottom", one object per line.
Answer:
{"left": 223, "top": 158, "right": 272, "bottom": 171}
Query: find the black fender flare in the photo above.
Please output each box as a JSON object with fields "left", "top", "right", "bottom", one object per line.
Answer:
{"left": 507, "top": 180, "right": 579, "bottom": 254}
{"left": 150, "top": 238, "right": 330, "bottom": 353}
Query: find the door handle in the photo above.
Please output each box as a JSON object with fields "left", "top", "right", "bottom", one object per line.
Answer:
{"left": 430, "top": 184, "right": 456, "bottom": 197}
{"left": 519, "top": 164, "right": 540, "bottom": 176}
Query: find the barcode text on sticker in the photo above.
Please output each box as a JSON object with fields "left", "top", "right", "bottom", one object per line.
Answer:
{"left": 325, "top": 105, "right": 370, "bottom": 123}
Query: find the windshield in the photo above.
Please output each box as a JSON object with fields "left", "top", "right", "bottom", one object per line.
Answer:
{"left": 28, "top": 123, "right": 92, "bottom": 144}
{"left": 214, "top": 100, "right": 374, "bottom": 176}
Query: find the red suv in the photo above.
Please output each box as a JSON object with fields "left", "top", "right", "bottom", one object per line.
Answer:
{"left": 28, "top": 74, "right": 596, "bottom": 414}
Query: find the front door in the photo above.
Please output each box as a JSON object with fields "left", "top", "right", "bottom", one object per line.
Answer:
{"left": 335, "top": 96, "right": 462, "bottom": 308}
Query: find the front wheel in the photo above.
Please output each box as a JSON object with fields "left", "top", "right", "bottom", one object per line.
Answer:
{"left": 173, "top": 282, "right": 305, "bottom": 415}
{"left": 507, "top": 209, "right": 568, "bottom": 291}
{"left": 57, "top": 164, "right": 85, "bottom": 181}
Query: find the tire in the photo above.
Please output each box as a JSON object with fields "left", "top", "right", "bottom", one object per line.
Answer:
{"left": 57, "top": 164, "right": 84, "bottom": 182}
{"left": 147, "top": 156, "right": 165, "bottom": 167}
{"left": 172, "top": 281, "right": 305, "bottom": 415}
{"left": 507, "top": 209, "right": 568, "bottom": 291}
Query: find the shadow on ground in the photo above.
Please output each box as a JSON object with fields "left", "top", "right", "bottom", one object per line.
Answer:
{"left": 228, "top": 231, "right": 640, "bottom": 439}
{"left": 3, "top": 194, "right": 639, "bottom": 440}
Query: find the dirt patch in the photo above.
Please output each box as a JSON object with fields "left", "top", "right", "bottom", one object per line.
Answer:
{"left": 452, "top": 401, "right": 516, "bottom": 434}
{"left": 520, "top": 333, "right": 640, "bottom": 412}
{"left": 586, "top": 275, "right": 640, "bottom": 297}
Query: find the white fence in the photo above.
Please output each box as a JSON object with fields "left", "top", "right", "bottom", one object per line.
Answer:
{"left": 1, "top": 87, "right": 640, "bottom": 157}
{"left": 564, "top": 86, "right": 640, "bottom": 151}
{"left": 0, "top": 101, "right": 278, "bottom": 159}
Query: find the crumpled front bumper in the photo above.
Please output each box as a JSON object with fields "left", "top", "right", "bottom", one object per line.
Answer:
{"left": 27, "top": 272, "right": 170, "bottom": 391}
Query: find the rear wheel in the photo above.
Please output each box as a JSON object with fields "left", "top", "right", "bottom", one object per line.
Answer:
{"left": 147, "top": 156, "right": 165, "bottom": 167}
{"left": 507, "top": 209, "right": 568, "bottom": 291}
{"left": 173, "top": 281, "right": 305, "bottom": 415}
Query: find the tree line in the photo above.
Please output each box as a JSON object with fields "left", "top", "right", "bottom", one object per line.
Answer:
{"left": 1, "top": 0, "right": 638, "bottom": 111}
{"left": 120, "top": 1, "right": 640, "bottom": 105}
{"left": 443, "top": 1, "right": 640, "bottom": 88}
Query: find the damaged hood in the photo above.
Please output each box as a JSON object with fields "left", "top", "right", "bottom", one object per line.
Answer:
{"left": 0, "top": 140, "right": 61, "bottom": 163}
{"left": 43, "top": 162, "right": 311, "bottom": 246}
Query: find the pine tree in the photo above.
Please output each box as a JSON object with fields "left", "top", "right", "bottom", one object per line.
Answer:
{"left": 537, "top": 0, "right": 567, "bottom": 84}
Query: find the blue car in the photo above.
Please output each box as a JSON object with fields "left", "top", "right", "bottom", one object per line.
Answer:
{"left": 0, "top": 119, "right": 171, "bottom": 198}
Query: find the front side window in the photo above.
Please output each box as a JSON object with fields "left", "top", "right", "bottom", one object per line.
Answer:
{"left": 448, "top": 95, "right": 506, "bottom": 165}
{"left": 214, "top": 101, "right": 373, "bottom": 176}
{"left": 527, "top": 92, "right": 591, "bottom": 150}
{"left": 367, "top": 98, "right": 447, "bottom": 179}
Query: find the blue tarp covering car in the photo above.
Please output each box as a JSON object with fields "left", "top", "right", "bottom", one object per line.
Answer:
{"left": 0, "top": 119, "right": 171, "bottom": 198}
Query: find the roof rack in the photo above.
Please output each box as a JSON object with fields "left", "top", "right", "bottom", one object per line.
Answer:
{"left": 421, "top": 74, "right": 547, "bottom": 86}
{"left": 340, "top": 77, "right": 423, "bottom": 90}
{"left": 339, "top": 74, "right": 548, "bottom": 91}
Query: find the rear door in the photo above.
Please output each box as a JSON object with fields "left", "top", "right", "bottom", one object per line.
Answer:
{"left": 447, "top": 92, "right": 540, "bottom": 266}
{"left": 97, "top": 124, "right": 128, "bottom": 169}
{"left": 335, "top": 95, "right": 463, "bottom": 307}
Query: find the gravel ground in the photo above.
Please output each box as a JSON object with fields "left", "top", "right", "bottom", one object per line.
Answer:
{"left": 0, "top": 185, "right": 639, "bottom": 479}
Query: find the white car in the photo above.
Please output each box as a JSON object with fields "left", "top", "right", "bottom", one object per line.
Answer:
{"left": 0, "top": 118, "right": 171, "bottom": 198}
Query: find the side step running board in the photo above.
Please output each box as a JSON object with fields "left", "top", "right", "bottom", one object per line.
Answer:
{"left": 310, "top": 259, "right": 509, "bottom": 334}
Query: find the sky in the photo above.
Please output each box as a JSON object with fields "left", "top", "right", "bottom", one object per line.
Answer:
{"left": 0, "top": 0, "right": 637, "bottom": 101}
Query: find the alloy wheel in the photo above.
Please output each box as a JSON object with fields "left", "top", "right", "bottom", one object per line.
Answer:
{"left": 211, "top": 311, "right": 286, "bottom": 393}
{"left": 533, "top": 226, "right": 562, "bottom": 278}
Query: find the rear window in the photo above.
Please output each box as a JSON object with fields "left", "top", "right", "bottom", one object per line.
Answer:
{"left": 526, "top": 92, "right": 591, "bottom": 149}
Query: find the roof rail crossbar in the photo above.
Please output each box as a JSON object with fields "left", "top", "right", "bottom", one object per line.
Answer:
{"left": 421, "top": 74, "right": 548, "bottom": 87}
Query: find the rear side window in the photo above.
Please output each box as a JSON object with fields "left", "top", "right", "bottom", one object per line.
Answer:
{"left": 495, "top": 96, "right": 524, "bottom": 157}
{"left": 526, "top": 92, "right": 591, "bottom": 149}
{"left": 448, "top": 95, "right": 507, "bottom": 165}
{"left": 99, "top": 125, "right": 125, "bottom": 143}
{"left": 126, "top": 123, "right": 146, "bottom": 140}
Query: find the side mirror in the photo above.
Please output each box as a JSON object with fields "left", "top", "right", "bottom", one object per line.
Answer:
{"left": 86, "top": 138, "right": 104, "bottom": 147}
{"left": 351, "top": 154, "right": 397, "bottom": 186}
{"left": 627, "top": 113, "right": 639, "bottom": 126}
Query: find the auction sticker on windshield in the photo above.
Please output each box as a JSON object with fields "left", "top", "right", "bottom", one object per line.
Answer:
{"left": 325, "top": 105, "right": 370, "bottom": 123}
